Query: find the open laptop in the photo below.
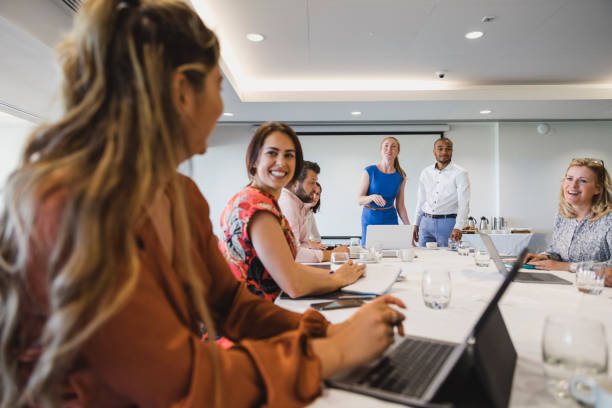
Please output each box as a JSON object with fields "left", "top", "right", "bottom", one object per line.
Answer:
{"left": 479, "top": 233, "right": 572, "bottom": 285}
{"left": 326, "top": 250, "right": 528, "bottom": 408}
{"left": 365, "top": 225, "right": 415, "bottom": 257}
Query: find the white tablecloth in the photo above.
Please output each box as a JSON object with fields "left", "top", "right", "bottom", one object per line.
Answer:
{"left": 461, "top": 233, "right": 533, "bottom": 256}
{"left": 278, "top": 248, "right": 612, "bottom": 408}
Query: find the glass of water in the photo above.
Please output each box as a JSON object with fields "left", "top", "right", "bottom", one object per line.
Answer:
{"left": 575, "top": 261, "right": 606, "bottom": 295}
{"left": 474, "top": 249, "right": 490, "bottom": 267}
{"left": 422, "top": 270, "right": 451, "bottom": 309}
{"left": 447, "top": 238, "right": 458, "bottom": 251}
{"left": 542, "top": 315, "right": 608, "bottom": 401}
{"left": 330, "top": 252, "right": 349, "bottom": 272}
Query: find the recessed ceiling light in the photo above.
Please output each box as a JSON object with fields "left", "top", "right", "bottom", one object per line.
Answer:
{"left": 246, "top": 33, "right": 265, "bottom": 42}
{"left": 351, "top": 111, "right": 362, "bottom": 116}
{"left": 223, "top": 112, "right": 234, "bottom": 117}
{"left": 465, "top": 31, "right": 484, "bottom": 40}
{"left": 480, "top": 109, "right": 492, "bottom": 114}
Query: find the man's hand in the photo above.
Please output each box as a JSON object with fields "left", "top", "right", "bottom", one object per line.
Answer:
{"left": 412, "top": 225, "right": 419, "bottom": 246}
{"left": 450, "top": 229, "right": 462, "bottom": 242}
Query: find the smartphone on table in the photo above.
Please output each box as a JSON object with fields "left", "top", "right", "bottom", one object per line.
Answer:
{"left": 310, "top": 299, "right": 364, "bottom": 311}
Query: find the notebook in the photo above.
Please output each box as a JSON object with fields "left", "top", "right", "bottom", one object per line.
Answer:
{"left": 341, "top": 263, "right": 402, "bottom": 295}
{"left": 365, "top": 225, "right": 415, "bottom": 250}
{"left": 326, "top": 250, "right": 527, "bottom": 408}
{"left": 479, "top": 233, "right": 572, "bottom": 285}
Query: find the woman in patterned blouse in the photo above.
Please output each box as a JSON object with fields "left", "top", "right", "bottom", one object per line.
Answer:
{"left": 526, "top": 158, "right": 612, "bottom": 276}
{"left": 219, "top": 122, "right": 365, "bottom": 300}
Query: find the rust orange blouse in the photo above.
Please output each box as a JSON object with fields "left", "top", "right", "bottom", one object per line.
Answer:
{"left": 20, "top": 175, "right": 330, "bottom": 407}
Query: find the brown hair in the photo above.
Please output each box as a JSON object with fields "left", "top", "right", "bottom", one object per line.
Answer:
{"left": 0, "top": 0, "right": 221, "bottom": 406}
{"left": 380, "top": 136, "right": 405, "bottom": 178}
{"left": 246, "top": 122, "right": 304, "bottom": 187}
{"left": 559, "top": 158, "right": 612, "bottom": 221}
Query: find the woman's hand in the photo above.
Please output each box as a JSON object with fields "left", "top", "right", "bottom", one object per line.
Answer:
{"left": 308, "top": 240, "right": 327, "bottom": 250}
{"left": 529, "top": 259, "right": 570, "bottom": 271}
{"left": 524, "top": 253, "right": 549, "bottom": 263}
{"left": 326, "top": 295, "right": 406, "bottom": 372}
{"left": 370, "top": 194, "right": 386, "bottom": 207}
{"left": 333, "top": 261, "right": 366, "bottom": 286}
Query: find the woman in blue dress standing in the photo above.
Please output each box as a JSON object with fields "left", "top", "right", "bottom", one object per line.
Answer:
{"left": 357, "top": 137, "right": 411, "bottom": 245}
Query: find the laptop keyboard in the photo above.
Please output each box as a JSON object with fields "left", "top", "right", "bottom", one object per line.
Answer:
{"left": 358, "top": 337, "right": 454, "bottom": 398}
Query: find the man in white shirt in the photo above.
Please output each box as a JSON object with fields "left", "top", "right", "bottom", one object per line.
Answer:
{"left": 279, "top": 161, "right": 347, "bottom": 262}
{"left": 413, "top": 137, "right": 471, "bottom": 247}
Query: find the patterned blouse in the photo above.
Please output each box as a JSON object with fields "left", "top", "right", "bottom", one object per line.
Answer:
{"left": 219, "top": 185, "right": 297, "bottom": 300}
{"left": 545, "top": 212, "right": 612, "bottom": 262}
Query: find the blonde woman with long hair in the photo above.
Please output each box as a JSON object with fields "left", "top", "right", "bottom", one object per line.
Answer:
{"left": 357, "top": 137, "right": 410, "bottom": 245}
{"left": 0, "top": 1, "right": 407, "bottom": 406}
{"left": 526, "top": 158, "right": 612, "bottom": 272}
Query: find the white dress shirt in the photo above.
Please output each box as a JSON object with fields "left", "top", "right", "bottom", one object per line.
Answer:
{"left": 414, "top": 162, "right": 471, "bottom": 230}
{"left": 278, "top": 188, "right": 323, "bottom": 262}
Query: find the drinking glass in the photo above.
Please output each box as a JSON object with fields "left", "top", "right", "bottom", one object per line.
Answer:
{"left": 399, "top": 248, "right": 415, "bottom": 262}
{"left": 542, "top": 315, "right": 608, "bottom": 401}
{"left": 575, "top": 261, "right": 606, "bottom": 295}
{"left": 349, "top": 237, "right": 362, "bottom": 256}
{"left": 474, "top": 249, "right": 490, "bottom": 267}
{"left": 421, "top": 270, "right": 451, "bottom": 309}
{"left": 330, "top": 252, "right": 349, "bottom": 272}
{"left": 368, "top": 241, "right": 383, "bottom": 262}
{"left": 447, "top": 238, "right": 458, "bottom": 251}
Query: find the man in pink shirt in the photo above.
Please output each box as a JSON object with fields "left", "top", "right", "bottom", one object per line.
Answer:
{"left": 279, "top": 161, "right": 348, "bottom": 263}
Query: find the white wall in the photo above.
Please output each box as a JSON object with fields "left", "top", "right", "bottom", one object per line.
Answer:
{"left": 187, "top": 120, "right": 612, "bottom": 252}
{"left": 187, "top": 122, "right": 497, "bottom": 237}
{"left": 498, "top": 121, "right": 612, "bottom": 251}
{"left": 0, "top": 112, "right": 34, "bottom": 188}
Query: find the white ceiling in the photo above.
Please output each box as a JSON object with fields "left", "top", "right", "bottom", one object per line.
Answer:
{"left": 197, "top": 0, "right": 612, "bottom": 122}
{"left": 1, "top": 0, "right": 612, "bottom": 123}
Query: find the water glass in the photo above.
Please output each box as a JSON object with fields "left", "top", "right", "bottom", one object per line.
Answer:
{"left": 330, "top": 252, "right": 349, "bottom": 272}
{"left": 575, "top": 261, "right": 606, "bottom": 295}
{"left": 542, "top": 315, "right": 608, "bottom": 401}
{"left": 349, "top": 237, "right": 361, "bottom": 248}
{"left": 368, "top": 242, "right": 383, "bottom": 262}
{"left": 421, "top": 270, "right": 452, "bottom": 309}
{"left": 447, "top": 238, "right": 458, "bottom": 251}
{"left": 474, "top": 249, "right": 490, "bottom": 267}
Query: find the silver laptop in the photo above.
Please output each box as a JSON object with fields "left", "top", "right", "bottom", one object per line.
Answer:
{"left": 479, "top": 233, "right": 572, "bottom": 285}
{"left": 365, "top": 225, "right": 415, "bottom": 250}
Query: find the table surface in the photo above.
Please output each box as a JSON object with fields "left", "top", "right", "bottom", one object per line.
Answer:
{"left": 276, "top": 248, "right": 612, "bottom": 408}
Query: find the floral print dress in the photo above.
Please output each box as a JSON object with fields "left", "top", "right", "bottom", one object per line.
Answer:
{"left": 219, "top": 185, "right": 297, "bottom": 300}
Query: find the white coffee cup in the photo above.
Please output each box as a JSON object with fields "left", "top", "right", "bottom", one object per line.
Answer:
{"left": 426, "top": 242, "right": 438, "bottom": 249}
{"left": 399, "top": 248, "right": 415, "bottom": 262}
{"left": 571, "top": 376, "right": 612, "bottom": 407}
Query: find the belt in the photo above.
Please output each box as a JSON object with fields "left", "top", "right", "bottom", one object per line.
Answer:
{"left": 423, "top": 213, "right": 456, "bottom": 219}
{"left": 365, "top": 204, "right": 394, "bottom": 211}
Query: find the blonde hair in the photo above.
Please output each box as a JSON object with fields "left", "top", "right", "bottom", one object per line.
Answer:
{"left": 559, "top": 158, "right": 612, "bottom": 221}
{"left": 380, "top": 137, "right": 405, "bottom": 178}
{"left": 0, "top": 0, "right": 221, "bottom": 406}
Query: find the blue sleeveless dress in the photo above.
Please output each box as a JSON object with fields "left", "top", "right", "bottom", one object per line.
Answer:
{"left": 361, "top": 165, "right": 404, "bottom": 244}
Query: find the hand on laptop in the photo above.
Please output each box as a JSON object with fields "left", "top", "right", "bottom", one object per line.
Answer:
{"left": 524, "top": 252, "right": 549, "bottom": 263}
{"left": 323, "top": 295, "right": 406, "bottom": 373}
{"left": 528, "top": 259, "right": 570, "bottom": 271}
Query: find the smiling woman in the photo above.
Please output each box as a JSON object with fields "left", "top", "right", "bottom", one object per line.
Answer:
{"left": 218, "top": 122, "right": 366, "bottom": 300}
{"left": 525, "top": 158, "right": 612, "bottom": 272}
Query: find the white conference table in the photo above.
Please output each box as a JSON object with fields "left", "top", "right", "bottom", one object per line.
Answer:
{"left": 277, "top": 248, "right": 612, "bottom": 408}
{"left": 461, "top": 233, "right": 533, "bottom": 256}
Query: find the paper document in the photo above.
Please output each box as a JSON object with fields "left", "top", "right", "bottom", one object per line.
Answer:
{"left": 341, "top": 263, "right": 401, "bottom": 295}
